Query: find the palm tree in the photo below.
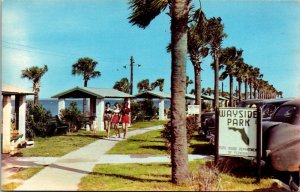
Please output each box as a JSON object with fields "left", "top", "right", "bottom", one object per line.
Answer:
{"left": 219, "top": 47, "right": 243, "bottom": 106}
{"left": 21, "top": 65, "right": 48, "bottom": 105}
{"left": 137, "top": 79, "right": 150, "bottom": 93}
{"left": 233, "top": 59, "right": 246, "bottom": 102}
{"left": 186, "top": 76, "right": 193, "bottom": 94}
{"left": 206, "top": 87, "right": 212, "bottom": 96}
{"left": 151, "top": 78, "right": 165, "bottom": 91}
{"left": 187, "top": 8, "right": 209, "bottom": 128}
{"left": 128, "top": 0, "right": 190, "bottom": 183}
{"left": 113, "top": 77, "right": 130, "bottom": 93}
{"left": 250, "top": 67, "right": 263, "bottom": 99}
{"left": 72, "top": 57, "right": 101, "bottom": 115}
{"left": 207, "top": 17, "right": 227, "bottom": 108}
{"left": 239, "top": 63, "right": 252, "bottom": 100}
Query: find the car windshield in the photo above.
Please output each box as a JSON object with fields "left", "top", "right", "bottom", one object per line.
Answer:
{"left": 262, "top": 104, "right": 277, "bottom": 118}
{"left": 272, "top": 105, "right": 297, "bottom": 123}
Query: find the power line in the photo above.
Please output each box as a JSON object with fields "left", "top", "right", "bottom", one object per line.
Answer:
{"left": 3, "top": 40, "right": 156, "bottom": 72}
{"left": 3, "top": 44, "right": 71, "bottom": 58}
{"left": 3, "top": 41, "right": 77, "bottom": 57}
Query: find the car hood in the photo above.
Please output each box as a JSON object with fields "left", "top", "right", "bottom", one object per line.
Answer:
{"left": 262, "top": 121, "right": 282, "bottom": 133}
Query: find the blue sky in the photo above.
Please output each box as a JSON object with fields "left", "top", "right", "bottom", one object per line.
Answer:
{"left": 3, "top": 0, "right": 300, "bottom": 98}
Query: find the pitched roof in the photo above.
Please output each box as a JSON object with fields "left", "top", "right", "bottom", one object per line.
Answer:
{"left": 224, "top": 95, "right": 239, "bottom": 100}
{"left": 185, "top": 94, "right": 195, "bottom": 100}
{"left": 2, "top": 84, "right": 33, "bottom": 95}
{"left": 134, "top": 91, "right": 215, "bottom": 100}
{"left": 135, "top": 91, "right": 171, "bottom": 99}
{"left": 219, "top": 95, "right": 229, "bottom": 100}
{"left": 201, "top": 94, "right": 214, "bottom": 100}
{"left": 51, "top": 86, "right": 134, "bottom": 99}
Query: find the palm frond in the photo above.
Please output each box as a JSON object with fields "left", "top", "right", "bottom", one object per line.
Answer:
{"left": 128, "top": 0, "right": 168, "bottom": 29}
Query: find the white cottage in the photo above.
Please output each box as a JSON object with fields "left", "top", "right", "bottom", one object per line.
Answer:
{"left": 51, "top": 86, "right": 134, "bottom": 131}
{"left": 1, "top": 84, "right": 33, "bottom": 153}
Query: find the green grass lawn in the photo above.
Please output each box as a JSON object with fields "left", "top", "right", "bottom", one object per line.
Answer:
{"left": 129, "top": 120, "right": 168, "bottom": 130}
{"left": 78, "top": 160, "right": 286, "bottom": 191}
{"left": 16, "top": 120, "right": 167, "bottom": 157}
{"left": 107, "top": 128, "right": 167, "bottom": 155}
{"left": 107, "top": 129, "right": 213, "bottom": 155}
{"left": 16, "top": 130, "right": 104, "bottom": 157}
{"left": 1, "top": 166, "right": 45, "bottom": 191}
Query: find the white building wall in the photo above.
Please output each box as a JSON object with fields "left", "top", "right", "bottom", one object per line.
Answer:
{"left": 18, "top": 95, "right": 26, "bottom": 141}
{"left": 159, "top": 98, "right": 165, "bottom": 120}
{"left": 96, "top": 98, "right": 105, "bottom": 131}
{"left": 2, "top": 96, "right": 12, "bottom": 153}
{"left": 58, "top": 98, "right": 65, "bottom": 116}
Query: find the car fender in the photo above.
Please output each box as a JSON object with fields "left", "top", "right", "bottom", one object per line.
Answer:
{"left": 267, "top": 123, "right": 300, "bottom": 172}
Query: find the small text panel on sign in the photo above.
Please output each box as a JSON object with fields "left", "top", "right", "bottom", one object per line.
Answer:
{"left": 187, "top": 105, "right": 200, "bottom": 115}
{"left": 218, "top": 107, "right": 257, "bottom": 157}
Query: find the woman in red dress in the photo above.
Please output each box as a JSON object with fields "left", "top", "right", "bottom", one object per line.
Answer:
{"left": 111, "top": 103, "right": 121, "bottom": 138}
{"left": 121, "top": 102, "right": 131, "bottom": 139}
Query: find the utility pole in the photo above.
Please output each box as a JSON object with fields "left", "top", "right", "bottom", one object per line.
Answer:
{"left": 130, "top": 56, "right": 134, "bottom": 95}
{"left": 123, "top": 56, "right": 141, "bottom": 95}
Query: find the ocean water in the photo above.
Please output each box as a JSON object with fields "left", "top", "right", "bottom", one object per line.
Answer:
{"left": 12, "top": 98, "right": 170, "bottom": 116}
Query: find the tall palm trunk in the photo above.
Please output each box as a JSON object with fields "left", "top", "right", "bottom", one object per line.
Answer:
{"left": 170, "top": 0, "right": 189, "bottom": 184}
{"left": 213, "top": 53, "right": 219, "bottom": 108}
{"left": 244, "top": 80, "right": 248, "bottom": 100}
{"left": 254, "top": 87, "right": 257, "bottom": 99}
{"left": 192, "top": 60, "right": 201, "bottom": 128}
{"left": 238, "top": 80, "right": 242, "bottom": 102}
{"left": 229, "top": 75, "right": 233, "bottom": 107}
{"left": 249, "top": 82, "right": 253, "bottom": 99}
{"left": 33, "top": 81, "right": 39, "bottom": 106}
{"left": 83, "top": 80, "right": 88, "bottom": 116}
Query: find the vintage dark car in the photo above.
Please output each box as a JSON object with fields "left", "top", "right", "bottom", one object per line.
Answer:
{"left": 262, "top": 98, "right": 300, "bottom": 189}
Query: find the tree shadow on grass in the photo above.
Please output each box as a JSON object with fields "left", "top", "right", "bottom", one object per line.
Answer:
{"left": 90, "top": 172, "right": 171, "bottom": 183}
{"left": 64, "top": 134, "right": 103, "bottom": 139}
{"left": 140, "top": 145, "right": 167, "bottom": 152}
{"left": 128, "top": 138, "right": 164, "bottom": 143}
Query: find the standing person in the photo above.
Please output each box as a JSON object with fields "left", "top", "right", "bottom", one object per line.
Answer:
{"left": 103, "top": 102, "right": 112, "bottom": 138}
{"left": 111, "top": 103, "right": 121, "bottom": 138}
{"left": 121, "top": 101, "right": 131, "bottom": 139}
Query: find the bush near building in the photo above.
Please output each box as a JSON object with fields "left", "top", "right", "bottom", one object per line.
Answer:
{"left": 59, "top": 101, "right": 85, "bottom": 132}
{"left": 26, "top": 101, "right": 54, "bottom": 139}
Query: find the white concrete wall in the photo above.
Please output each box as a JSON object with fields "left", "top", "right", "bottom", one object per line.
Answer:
{"left": 127, "top": 98, "right": 131, "bottom": 126}
{"left": 96, "top": 98, "right": 105, "bottom": 131}
{"left": 18, "top": 95, "right": 26, "bottom": 141}
{"left": 58, "top": 98, "right": 65, "bottom": 116}
{"left": 2, "top": 96, "right": 12, "bottom": 153}
{"left": 159, "top": 99, "right": 165, "bottom": 120}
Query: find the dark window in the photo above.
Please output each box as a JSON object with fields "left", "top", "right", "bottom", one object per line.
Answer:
{"left": 263, "top": 104, "right": 277, "bottom": 118}
{"left": 272, "top": 105, "right": 297, "bottom": 123}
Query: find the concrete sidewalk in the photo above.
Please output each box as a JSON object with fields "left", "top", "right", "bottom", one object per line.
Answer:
{"left": 14, "top": 125, "right": 166, "bottom": 191}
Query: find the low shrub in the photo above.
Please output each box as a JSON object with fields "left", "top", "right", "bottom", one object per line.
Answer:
{"left": 161, "top": 116, "right": 198, "bottom": 152}
{"left": 60, "top": 102, "right": 85, "bottom": 132}
{"left": 131, "top": 99, "right": 158, "bottom": 122}
{"left": 26, "top": 101, "right": 54, "bottom": 139}
{"left": 191, "top": 164, "right": 222, "bottom": 191}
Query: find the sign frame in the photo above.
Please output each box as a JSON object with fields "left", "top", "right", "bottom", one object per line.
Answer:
{"left": 214, "top": 106, "right": 262, "bottom": 182}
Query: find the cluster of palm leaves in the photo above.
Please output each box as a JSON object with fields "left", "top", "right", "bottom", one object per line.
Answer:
{"left": 21, "top": 65, "right": 48, "bottom": 105}
{"left": 137, "top": 78, "right": 165, "bottom": 92}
